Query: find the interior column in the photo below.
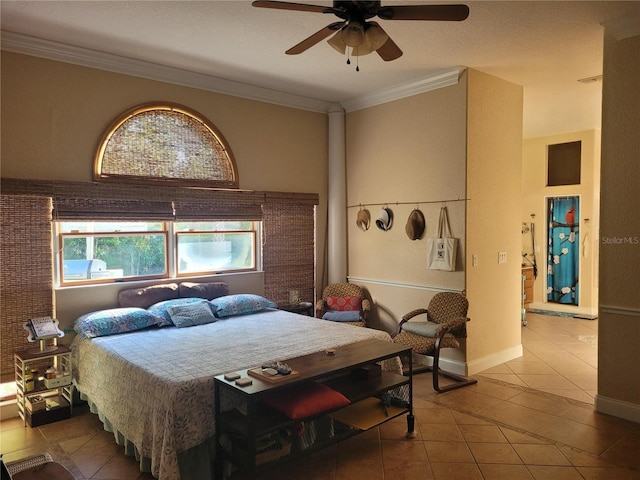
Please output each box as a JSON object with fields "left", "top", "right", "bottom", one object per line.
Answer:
{"left": 327, "top": 103, "right": 347, "bottom": 284}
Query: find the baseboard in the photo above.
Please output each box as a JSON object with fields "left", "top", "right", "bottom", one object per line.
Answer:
{"left": 412, "top": 344, "right": 523, "bottom": 377}
{"left": 411, "top": 353, "right": 467, "bottom": 376}
{"left": 0, "top": 400, "right": 18, "bottom": 420}
{"left": 528, "top": 302, "right": 598, "bottom": 319}
{"left": 466, "top": 344, "right": 524, "bottom": 376}
{"left": 595, "top": 394, "right": 640, "bottom": 424}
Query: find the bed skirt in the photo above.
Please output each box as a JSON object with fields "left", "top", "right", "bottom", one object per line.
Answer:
{"left": 83, "top": 394, "right": 217, "bottom": 480}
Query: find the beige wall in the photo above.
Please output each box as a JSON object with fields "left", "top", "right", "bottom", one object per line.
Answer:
{"left": 465, "top": 69, "right": 524, "bottom": 373}
{"left": 522, "top": 130, "right": 601, "bottom": 317}
{"left": 596, "top": 32, "right": 640, "bottom": 421}
{"left": 345, "top": 75, "right": 467, "bottom": 336}
{"left": 1, "top": 52, "right": 329, "bottom": 313}
{"left": 345, "top": 69, "right": 524, "bottom": 376}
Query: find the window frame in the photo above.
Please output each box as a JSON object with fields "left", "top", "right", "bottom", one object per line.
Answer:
{"left": 54, "top": 220, "right": 261, "bottom": 287}
{"left": 175, "top": 224, "right": 258, "bottom": 277}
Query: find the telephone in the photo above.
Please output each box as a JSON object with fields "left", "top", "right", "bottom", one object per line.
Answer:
{"left": 23, "top": 317, "right": 64, "bottom": 342}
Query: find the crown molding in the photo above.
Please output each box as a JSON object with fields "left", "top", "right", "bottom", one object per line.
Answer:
{"left": 1, "top": 31, "right": 332, "bottom": 114}
{"left": 2, "top": 31, "right": 461, "bottom": 115}
{"left": 340, "top": 66, "right": 463, "bottom": 113}
{"left": 602, "top": 15, "right": 640, "bottom": 40}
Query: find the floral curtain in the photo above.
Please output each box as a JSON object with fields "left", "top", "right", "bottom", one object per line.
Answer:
{"left": 547, "top": 196, "right": 579, "bottom": 305}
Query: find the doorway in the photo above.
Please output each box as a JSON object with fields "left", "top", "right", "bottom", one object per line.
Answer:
{"left": 547, "top": 196, "right": 580, "bottom": 306}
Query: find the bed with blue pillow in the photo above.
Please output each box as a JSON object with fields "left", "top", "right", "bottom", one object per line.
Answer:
{"left": 71, "top": 282, "right": 398, "bottom": 480}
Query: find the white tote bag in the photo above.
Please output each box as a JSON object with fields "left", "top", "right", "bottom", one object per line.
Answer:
{"left": 427, "top": 207, "right": 458, "bottom": 271}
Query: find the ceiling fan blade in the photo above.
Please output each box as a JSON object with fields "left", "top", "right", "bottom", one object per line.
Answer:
{"left": 286, "top": 22, "right": 345, "bottom": 55}
{"left": 377, "top": 4, "right": 469, "bottom": 21}
{"left": 251, "top": 1, "right": 328, "bottom": 14}
{"left": 374, "top": 25, "right": 403, "bottom": 61}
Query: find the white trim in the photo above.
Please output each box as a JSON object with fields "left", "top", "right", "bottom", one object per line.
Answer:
{"left": 1, "top": 31, "right": 332, "bottom": 114}
{"left": 528, "top": 302, "right": 598, "bottom": 319}
{"left": 0, "top": 400, "right": 18, "bottom": 420}
{"left": 602, "top": 15, "right": 640, "bottom": 40}
{"left": 413, "top": 344, "right": 523, "bottom": 377}
{"left": 340, "top": 67, "right": 463, "bottom": 112}
{"left": 1, "top": 31, "right": 462, "bottom": 115}
{"left": 347, "top": 276, "right": 465, "bottom": 294}
{"left": 412, "top": 353, "right": 468, "bottom": 377}
{"left": 466, "top": 344, "right": 524, "bottom": 376}
{"left": 595, "top": 394, "right": 640, "bottom": 424}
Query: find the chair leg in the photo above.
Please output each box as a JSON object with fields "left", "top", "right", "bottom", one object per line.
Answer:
{"left": 431, "top": 335, "right": 478, "bottom": 393}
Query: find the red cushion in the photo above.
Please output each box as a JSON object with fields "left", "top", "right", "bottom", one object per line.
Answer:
{"left": 262, "top": 382, "right": 350, "bottom": 419}
{"left": 326, "top": 296, "right": 361, "bottom": 312}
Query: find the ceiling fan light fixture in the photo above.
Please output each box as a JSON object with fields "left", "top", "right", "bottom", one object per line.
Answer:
{"left": 327, "top": 30, "right": 347, "bottom": 54}
{"left": 365, "top": 24, "right": 388, "bottom": 51}
{"left": 342, "top": 21, "right": 365, "bottom": 47}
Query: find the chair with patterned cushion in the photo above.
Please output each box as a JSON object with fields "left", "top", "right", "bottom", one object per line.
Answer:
{"left": 315, "top": 282, "right": 369, "bottom": 327}
{"left": 393, "top": 292, "right": 477, "bottom": 392}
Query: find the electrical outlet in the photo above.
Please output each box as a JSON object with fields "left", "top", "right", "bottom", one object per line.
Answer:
{"left": 498, "top": 252, "right": 507, "bottom": 264}
{"left": 472, "top": 255, "right": 478, "bottom": 267}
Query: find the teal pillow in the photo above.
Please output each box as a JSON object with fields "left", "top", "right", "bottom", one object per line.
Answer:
{"left": 74, "top": 308, "right": 160, "bottom": 338}
{"left": 402, "top": 321, "right": 442, "bottom": 337}
{"left": 210, "top": 294, "right": 277, "bottom": 318}
{"left": 148, "top": 297, "right": 205, "bottom": 326}
{"left": 322, "top": 310, "right": 361, "bottom": 322}
{"left": 167, "top": 301, "right": 217, "bottom": 328}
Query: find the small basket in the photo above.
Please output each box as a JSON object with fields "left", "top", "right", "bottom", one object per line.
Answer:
{"left": 44, "top": 373, "right": 71, "bottom": 388}
{"left": 26, "top": 395, "right": 46, "bottom": 412}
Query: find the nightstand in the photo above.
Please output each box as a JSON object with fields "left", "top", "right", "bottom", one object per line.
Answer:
{"left": 278, "top": 301, "right": 314, "bottom": 317}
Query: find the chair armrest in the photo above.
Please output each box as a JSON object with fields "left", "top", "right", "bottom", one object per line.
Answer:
{"left": 438, "top": 316, "right": 470, "bottom": 337}
{"left": 394, "top": 308, "right": 428, "bottom": 336}
{"left": 361, "top": 299, "right": 371, "bottom": 321}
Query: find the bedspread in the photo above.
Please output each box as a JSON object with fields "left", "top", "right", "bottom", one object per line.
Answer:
{"left": 72, "top": 309, "right": 398, "bottom": 480}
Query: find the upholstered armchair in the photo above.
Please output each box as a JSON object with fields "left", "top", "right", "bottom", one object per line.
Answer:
{"left": 315, "top": 282, "right": 369, "bottom": 327}
{"left": 393, "top": 292, "right": 477, "bottom": 392}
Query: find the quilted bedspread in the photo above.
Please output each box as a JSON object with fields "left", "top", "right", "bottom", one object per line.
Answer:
{"left": 72, "top": 309, "right": 398, "bottom": 480}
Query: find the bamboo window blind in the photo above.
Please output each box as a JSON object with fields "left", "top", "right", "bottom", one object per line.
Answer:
{"left": 0, "top": 195, "right": 54, "bottom": 383}
{"left": 95, "top": 103, "right": 239, "bottom": 189}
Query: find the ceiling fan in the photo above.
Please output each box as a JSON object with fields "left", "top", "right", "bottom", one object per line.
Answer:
{"left": 252, "top": 1, "right": 469, "bottom": 65}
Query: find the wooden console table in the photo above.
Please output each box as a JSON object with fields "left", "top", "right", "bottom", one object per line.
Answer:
{"left": 214, "top": 339, "right": 413, "bottom": 477}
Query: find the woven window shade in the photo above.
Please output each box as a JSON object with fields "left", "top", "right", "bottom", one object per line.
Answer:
{"left": 96, "top": 104, "right": 238, "bottom": 189}
{"left": 0, "top": 195, "right": 54, "bottom": 383}
{"left": 173, "top": 190, "right": 263, "bottom": 221}
{"left": 262, "top": 197, "right": 316, "bottom": 306}
{"left": 54, "top": 197, "right": 174, "bottom": 220}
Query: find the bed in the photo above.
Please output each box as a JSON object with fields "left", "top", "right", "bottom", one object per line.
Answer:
{"left": 71, "top": 295, "right": 399, "bottom": 480}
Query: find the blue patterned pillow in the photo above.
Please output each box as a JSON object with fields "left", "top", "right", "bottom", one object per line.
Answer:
{"left": 167, "top": 301, "right": 217, "bottom": 328}
{"left": 148, "top": 297, "right": 205, "bottom": 326}
{"left": 74, "top": 308, "right": 160, "bottom": 339}
{"left": 210, "top": 294, "right": 277, "bottom": 318}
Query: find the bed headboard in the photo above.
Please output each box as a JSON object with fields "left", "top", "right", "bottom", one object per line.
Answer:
{"left": 118, "top": 282, "right": 229, "bottom": 309}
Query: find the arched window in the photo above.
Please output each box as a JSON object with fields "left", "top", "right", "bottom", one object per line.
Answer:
{"left": 94, "top": 103, "right": 238, "bottom": 188}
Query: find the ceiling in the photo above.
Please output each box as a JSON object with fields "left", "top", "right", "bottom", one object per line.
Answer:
{"left": 1, "top": 1, "right": 639, "bottom": 138}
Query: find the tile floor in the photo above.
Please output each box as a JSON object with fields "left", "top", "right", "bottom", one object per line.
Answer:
{"left": 2, "top": 312, "right": 639, "bottom": 480}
